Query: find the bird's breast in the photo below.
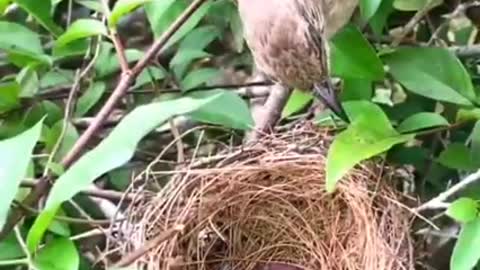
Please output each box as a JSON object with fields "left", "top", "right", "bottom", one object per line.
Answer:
{"left": 245, "top": 18, "right": 326, "bottom": 91}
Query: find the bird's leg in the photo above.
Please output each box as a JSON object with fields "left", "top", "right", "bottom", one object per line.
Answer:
{"left": 312, "top": 79, "right": 350, "bottom": 123}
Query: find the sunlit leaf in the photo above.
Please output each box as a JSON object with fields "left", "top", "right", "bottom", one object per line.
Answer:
{"left": 55, "top": 19, "right": 107, "bottom": 48}
{"left": 0, "top": 119, "right": 43, "bottom": 230}
{"left": 446, "top": 197, "right": 479, "bottom": 223}
{"left": 360, "top": 0, "right": 383, "bottom": 20}
{"left": 397, "top": 112, "right": 449, "bottom": 133}
{"left": 33, "top": 238, "right": 79, "bottom": 270}
{"left": 109, "top": 0, "right": 151, "bottom": 28}
{"left": 451, "top": 217, "right": 480, "bottom": 270}
{"left": 326, "top": 101, "right": 412, "bottom": 192}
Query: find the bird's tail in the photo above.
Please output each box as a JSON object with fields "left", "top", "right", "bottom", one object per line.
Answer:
{"left": 313, "top": 81, "right": 349, "bottom": 123}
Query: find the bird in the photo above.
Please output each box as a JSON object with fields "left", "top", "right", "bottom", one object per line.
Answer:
{"left": 236, "top": 0, "right": 359, "bottom": 122}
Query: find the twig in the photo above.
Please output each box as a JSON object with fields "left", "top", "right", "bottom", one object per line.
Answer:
{"left": 39, "top": 81, "right": 272, "bottom": 100}
{"left": 392, "top": 0, "right": 439, "bottom": 46}
{"left": 101, "top": 0, "right": 130, "bottom": 73}
{"left": 416, "top": 169, "right": 480, "bottom": 211}
{"left": 14, "top": 226, "right": 37, "bottom": 269}
{"left": 12, "top": 201, "right": 122, "bottom": 225}
{"left": 112, "top": 225, "right": 185, "bottom": 268}
{"left": 19, "top": 180, "right": 139, "bottom": 201}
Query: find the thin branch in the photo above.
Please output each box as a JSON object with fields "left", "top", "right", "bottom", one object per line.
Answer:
{"left": 19, "top": 180, "right": 140, "bottom": 202}
{"left": 416, "top": 169, "right": 480, "bottom": 211}
{"left": 112, "top": 225, "right": 185, "bottom": 268}
{"left": 38, "top": 81, "right": 272, "bottom": 100}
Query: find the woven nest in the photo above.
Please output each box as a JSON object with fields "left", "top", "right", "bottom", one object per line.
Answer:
{"left": 118, "top": 123, "right": 416, "bottom": 270}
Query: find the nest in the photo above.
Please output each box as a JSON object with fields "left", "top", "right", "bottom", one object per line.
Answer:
{"left": 118, "top": 123, "right": 416, "bottom": 270}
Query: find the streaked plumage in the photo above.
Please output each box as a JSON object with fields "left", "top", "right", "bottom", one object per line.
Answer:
{"left": 237, "top": 0, "right": 358, "bottom": 121}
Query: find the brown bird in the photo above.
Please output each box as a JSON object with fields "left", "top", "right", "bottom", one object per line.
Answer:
{"left": 237, "top": 0, "right": 358, "bottom": 122}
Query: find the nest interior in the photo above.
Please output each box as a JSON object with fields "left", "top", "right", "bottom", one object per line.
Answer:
{"left": 121, "top": 124, "right": 415, "bottom": 270}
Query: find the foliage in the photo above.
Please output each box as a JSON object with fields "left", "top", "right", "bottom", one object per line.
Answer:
{"left": 0, "top": 0, "right": 480, "bottom": 268}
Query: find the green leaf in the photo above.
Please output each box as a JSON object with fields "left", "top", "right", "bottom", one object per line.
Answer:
{"left": 326, "top": 101, "right": 412, "bottom": 192}
{"left": 330, "top": 25, "right": 385, "bottom": 80}
{"left": 14, "top": 0, "right": 63, "bottom": 36}
{"left": 74, "top": 82, "right": 107, "bottom": 117}
{"left": 0, "top": 22, "right": 51, "bottom": 66}
{"left": 382, "top": 47, "right": 475, "bottom": 106}
{"left": 16, "top": 65, "right": 39, "bottom": 97}
{"left": 76, "top": 0, "right": 103, "bottom": 12}
{"left": 446, "top": 197, "right": 479, "bottom": 223}
{"left": 27, "top": 207, "right": 57, "bottom": 251}
{"left": 181, "top": 68, "right": 221, "bottom": 90}
{"left": 146, "top": 0, "right": 214, "bottom": 50}
{"left": 28, "top": 90, "right": 253, "bottom": 246}
{"left": 437, "top": 143, "right": 478, "bottom": 171}
{"left": 397, "top": 112, "right": 449, "bottom": 133}
{"left": 188, "top": 91, "right": 254, "bottom": 130}
{"left": 393, "top": 0, "right": 442, "bottom": 11}
{"left": 369, "top": 0, "right": 394, "bottom": 35}
{"left": 132, "top": 67, "right": 166, "bottom": 90}
{"left": 144, "top": 0, "right": 176, "bottom": 34}
{"left": 360, "top": 0, "right": 383, "bottom": 20}
{"left": 108, "top": 0, "right": 151, "bottom": 28}
{"left": 33, "top": 238, "right": 79, "bottom": 270}
{"left": 0, "top": 81, "right": 21, "bottom": 113}
{"left": 0, "top": 231, "right": 23, "bottom": 260}
{"left": 340, "top": 78, "right": 373, "bottom": 101}
{"left": 95, "top": 43, "right": 144, "bottom": 77}
{"left": 282, "top": 89, "right": 313, "bottom": 118}
{"left": 0, "top": 119, "right": 43, "bottom": 230}
{"left": 451, "top": 217, "right": 480, "bottom": 270}
{"left": 40, "top": 69, "right": 75, "bottom": 89}
{"left": 55, "top": 19, "right": 107, "bottom": 48}
{"left": 470, "top": 121, "right": 480, "bottom": 166}
{"left": 45, "top": 121, "right": 80, "bottom": 162}
{"left": 0, "top": 0, "right": 10, "bottom": 14}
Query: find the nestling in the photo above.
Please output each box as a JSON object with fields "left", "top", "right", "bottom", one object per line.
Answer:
{"left": 237, "top": 0, "right": 359, "bottom": 122}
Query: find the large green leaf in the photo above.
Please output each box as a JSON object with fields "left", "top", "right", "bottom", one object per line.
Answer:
{"left": 382, "top": 47, "right": 475, "bottom": 106}
{"left": 108, "top": 0, "right": 152, "bottom": 28}
{"left": 451, "top": 217, "right": 480, "bottom": 270}
{"left": 27, "top": 90, "right": 253, "bottom": 249}
{"left": 0, "top": 119, "right": 43, "bottom": 230}
{"left": 330, "top": 25, "right": 385, "bottom": 80}
{"left": 33, "top": 238, "right": 79, "bottom": 270}
{"left": 326, "top": 101, "right": 412, "bottom": 192}
{"left": 14, "top": 0, "right": 63, "bottom": 36}
{"left": 397, "top": 112, "right": 449, "bottom": 133}
{"left": 55, "top": 19, "right": 107, "bottom": 48}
